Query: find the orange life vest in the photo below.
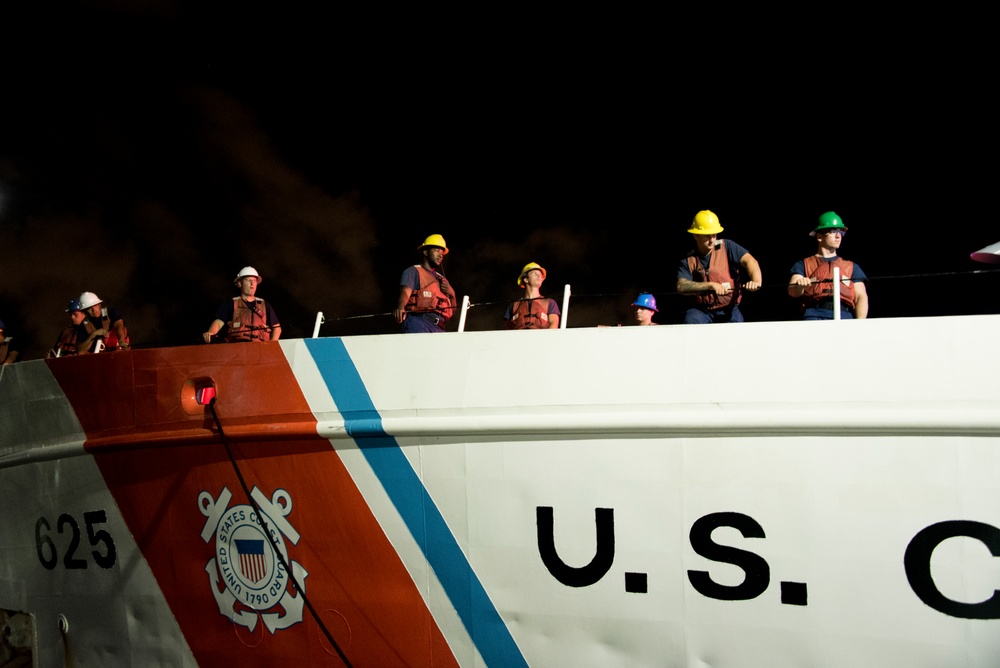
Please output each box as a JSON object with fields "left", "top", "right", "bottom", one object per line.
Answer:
{"left": 50, "top": 327, "right": 78, "bottom": 357}
{"left": 227, "top": 298, "right": 271, "bottom": 342}
{"left": 686, "top": 240, "right": 739, "bottom": 310}
{"left": 508, "top": 298, "right": 557, "bottom": 329}
{"left": 801, "top": 256, "right": 856, "bottom": 309}
{"left": 405, "top": 266, "right": 453, "bottom": 321}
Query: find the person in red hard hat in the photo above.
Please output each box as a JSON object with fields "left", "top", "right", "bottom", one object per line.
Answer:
{"left": 394, "top": 234, "right": 457, "bottom": 333}
{"left": 505, "top": 262, "right": 560, "bottom": 330}
{"left": 788, "top": 211, "right": 869, "bottom": 320}
{"left": 203, "top": 266, "right": 281, "bottom": 343}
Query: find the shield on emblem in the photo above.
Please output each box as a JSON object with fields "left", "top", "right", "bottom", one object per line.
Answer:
{"left": 234, "top": 538, "right": 267, "bottom": 584}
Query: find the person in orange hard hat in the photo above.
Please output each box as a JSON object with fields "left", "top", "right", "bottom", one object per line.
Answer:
{"left": 676, "top": 210, "right": 762, "bottom": 324}
{"left": 203, "top": 266, "right": 282, "bottom": 343}
{"left": 505, "top": 262, "right": 561, "bottom": 330}
{"left": 78, "top": 291, "right": 131, "bottom": 351}
{"left": 394, "top": 234, "right": 457, "bottom": 333}
{"left": 631, "top": 293, "right": 659, "bottom": 326}
{"left": 788, "top": 211, "right": 869, "bottom": 320}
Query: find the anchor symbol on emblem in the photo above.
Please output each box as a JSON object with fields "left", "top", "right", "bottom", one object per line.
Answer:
{"left": 199, "top": 486, "right": 309, "bottom": 633}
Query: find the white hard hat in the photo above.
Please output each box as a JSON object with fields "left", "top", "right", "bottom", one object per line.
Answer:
{"left": 234, "top": 266, "right": 262, "bottom": 286}
{"left": 78, "top": 292, "right": 103, "bottom": 309}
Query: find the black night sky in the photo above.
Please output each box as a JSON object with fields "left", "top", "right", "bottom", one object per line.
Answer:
{"left": 2, "top": 5, "right": 997, "bottom": 360}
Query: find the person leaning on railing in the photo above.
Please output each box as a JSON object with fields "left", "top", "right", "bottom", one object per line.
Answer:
{"left": 788, "top": 211, "right": 869, "bottom": 320}
{"left": 202, "top": 266, "right": 282, "bottom": 343}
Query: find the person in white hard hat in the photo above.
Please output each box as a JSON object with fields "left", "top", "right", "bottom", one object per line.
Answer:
{"left": 77, "top": 291, "right": 130, "bottom": 351}
{"left": 676, "top": 210, "right": 762, "bottom": 324}
{"left": 202, "top": 266, "right": 282, "bottom": 343}
{"left": 394, "top": 234, "right": 457, "bottom": 333}
{"left": 504, "top": 262, "right": 560, "bottom": 329}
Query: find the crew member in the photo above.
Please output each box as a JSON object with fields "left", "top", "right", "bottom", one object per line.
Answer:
{"left": 632, "top": 293, "right": 659, "bottom": 326}
{"left": 78, "top": 292, "right": 130, "bottom": 351}
{"left": 48, "top": 299, "right": 89, "bottom": 358}
{"left": 394, "top": 234, "right": 457, "bottom": 333}
{"left": 203, "top": 266, "right": 281, "bottom": 342}
{"left": 676, "top": 210, "right": 762, "bottom": 324}
{"left": 505, "top": 262, "right": 560, "bottom": 329}
{"left": 788, "top": 211, "right": 869, "bottom": 320}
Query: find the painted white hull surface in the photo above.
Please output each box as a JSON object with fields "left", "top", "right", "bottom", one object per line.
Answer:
{"left": 2, "top": 315, "right": 999, "bottom": 667}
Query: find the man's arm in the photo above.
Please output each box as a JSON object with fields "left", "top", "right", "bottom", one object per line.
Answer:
{"left": 394, "top": 286, "right": 413, "bottom": 324}
{"left": 853, "top": 282, "right": 869, "bottom": 319}
{"left": 78, "top": 327, "right": 108, "bottom": 354}
{"left": 438, "top": 275, "right": 457, "bottom": 313}
{"left": 112, "top": 319, "right": 129, "bottom": 349}
{"left": 202, "top": 319, "right": 225, "bottom": 343}
{"left": 740, "top": 253, "right": 762, "bottom": 291}
{"left": 788, "top": 274, "right": 812, "bottom": 297}
{"left": 264, "top": 304, "right": 282, "bottom": 341}
{"left": 547, "top": 302, "right": 560, "bottom": 329}
{"left": 676, "top": 277, "right": 730, "bottom": 296}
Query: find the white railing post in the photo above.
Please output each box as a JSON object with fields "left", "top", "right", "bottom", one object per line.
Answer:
{"left": 312, "top": 311, "right": 325, "bottom": 338}
{"left": 832, "top": 267, "right": 841, "bottom": 321}
{"left": 560, "top": 284, "right": 571, "bottom": 329}
{"left": 457, "top": 295, "right": 470, "bottom": 332}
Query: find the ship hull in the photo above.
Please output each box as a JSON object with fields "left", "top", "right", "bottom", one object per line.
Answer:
{"left": 2, "top": 316, "right": 1000, "bottom": 666}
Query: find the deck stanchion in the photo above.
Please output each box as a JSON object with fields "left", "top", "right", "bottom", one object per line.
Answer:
{"left": 833, "top": 268, "right": 841, "bottom": 321}
{"left": 560, "top": 284, "right": 571, "bottom": 329}
{"left": 458, "top": 295, "right": 470, "bottom": 332}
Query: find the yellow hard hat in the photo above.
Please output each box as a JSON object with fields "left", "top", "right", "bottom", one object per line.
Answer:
{"left": 517, "top": 262, "right": 547, "bottom": 287}
{"left": 687, "top": 210, "right": 724, "bottom": 235}
{"left": 418, "top": 234, "right": 449, "bottom": 255}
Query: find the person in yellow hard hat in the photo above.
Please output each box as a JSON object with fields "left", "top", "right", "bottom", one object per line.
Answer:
{"left": 788, "top": 212, "right": 868, "bottom": 319}
{"left": 202, "top": 266, "right": 282, "bottom": 343}
{"left": 394, "top": 234, "right": 457, "bottom": 333}
{"left": 676, "top": 210, "right": 762, "bottom": 324}
{"left": 505, "top": 262, "right": 560, "bottom": 329}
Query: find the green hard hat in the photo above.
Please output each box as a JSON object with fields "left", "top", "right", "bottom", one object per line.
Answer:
{"left": 811, "top": 211, "right": 848, "bottom": 236}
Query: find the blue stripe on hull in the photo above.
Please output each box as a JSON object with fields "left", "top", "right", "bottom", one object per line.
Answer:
{"left": 304, "top": 338, "right": 527, "bottom": 668}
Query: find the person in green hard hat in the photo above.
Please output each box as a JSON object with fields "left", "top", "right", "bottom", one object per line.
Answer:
{"left": 788, "top": 211, "right": 869, "bottom": 320}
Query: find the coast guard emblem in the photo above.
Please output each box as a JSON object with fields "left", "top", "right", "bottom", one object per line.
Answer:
{"left": 199, "top": 486, "right": 308, "bottom": 633}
